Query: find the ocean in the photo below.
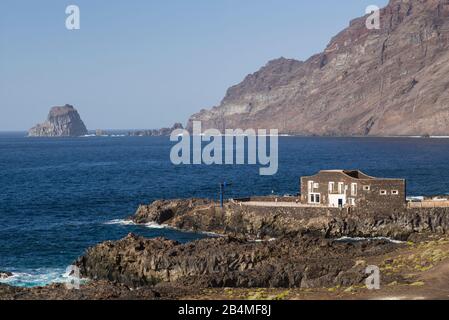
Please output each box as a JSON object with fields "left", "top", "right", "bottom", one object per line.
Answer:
{"left": 1, "top": 132, "right": 449, "bottom": 287}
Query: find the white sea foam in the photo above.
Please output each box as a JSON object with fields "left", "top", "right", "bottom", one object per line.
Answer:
{"left": 335, "top": 236, "right": 404, "bottom": 244}
{"left": 81, "top": 134, "right": 126, "bottom": 138}
{"left": 407, "top": 196, "right": 425, "bottom": 201}
{"left": 105, "top": 219, "right": 177, "bottom": 228}
{"left": 145, "top": 222, "right": 222, "bottom": 237}
{"left": 143, "top": 222, "right": 224, "bottom": 237}
{"left": 0, "top": 268, "right": 83, "bottom": 288}
{"left": 105, "top": 219, "right": 223, "bottom": 237}
{"left": 0, "top": 265, "right": 92, "bottom": 288}
{"left": 144, "top": 222, "right": 170, "bottom": 229}
{"left": 104, "top": 219, "right": 136, "bottom": 226}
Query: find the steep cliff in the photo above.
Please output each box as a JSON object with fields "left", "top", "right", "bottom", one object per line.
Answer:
{"left": 188, "top": 0, "right": 449, "bottom": 136}
{"left": 28, "top": 105, "right": 88, "bottom": 137}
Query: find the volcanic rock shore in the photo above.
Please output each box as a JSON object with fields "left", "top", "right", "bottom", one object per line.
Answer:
{"left": 0, "top": 280, "right": 162, "bottom": 300}
{"left": 131, "top": 199, "right": 449, "bottom": 241}
{"left": 75, "top": 233, "right": 398, "bottom": 289}
{"left": 70, "top": 197, "right": 449, "bottom": 292}
{"left": 3, "top": 198, "right": 449, "bottom": 300}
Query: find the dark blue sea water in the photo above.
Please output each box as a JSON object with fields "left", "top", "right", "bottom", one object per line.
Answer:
{"left": 1, "top": 132, "right": 449, "bottom": 287}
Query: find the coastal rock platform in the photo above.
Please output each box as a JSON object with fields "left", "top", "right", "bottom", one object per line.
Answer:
{"left": 75, "top": 233, "right": 399, "bottom": 289}
{"left": 132, "top": 199, "right": 449, "bottom": 241}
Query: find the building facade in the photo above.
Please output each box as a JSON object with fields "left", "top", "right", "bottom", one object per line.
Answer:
{"left": 300, "top": 170, "right": 406, "bottom": 209}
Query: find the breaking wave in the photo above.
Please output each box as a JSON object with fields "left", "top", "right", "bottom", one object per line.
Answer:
{"left": 104, "top": 219, "right": 136, "bottom": 226}
{"left": 104, "top": 219, "right": 222, "bottom": 237}
{"left": 0, "top": 267, "right": 86, "bottom": 288}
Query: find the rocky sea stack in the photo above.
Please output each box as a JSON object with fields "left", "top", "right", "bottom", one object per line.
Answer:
{"left": 28, "top": 105, "right": 88, "bottom": 137}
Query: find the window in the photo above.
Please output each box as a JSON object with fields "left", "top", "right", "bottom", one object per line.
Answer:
{"left": 351, "top": 183, "right": 357, "bottom": 196}
{"left": 309, "top": 193, "right": 321, "bottom": 204}
{"left": 313, "top": 183, "right": 319, "bottom": 189}
{"left": 329, "top": 182, "right": 335, "bottom": 193}
{"left": 308, "top": 181, "right": 314, "bottom": 192}
{"left": 392, "top": 190, "right": 399, "bottom": 195}
{"left": 380, "top": 190, "right": 387, "bottom": 195}
{"left": 338, "top": 182, "right": 344, "bottom": 194}
{"left": 363, "top": 185, "right": 371, "bottom": 191}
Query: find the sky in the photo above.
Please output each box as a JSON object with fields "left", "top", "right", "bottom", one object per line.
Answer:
{"left": 0, "top": 0, "right": 389, "bottom": 131}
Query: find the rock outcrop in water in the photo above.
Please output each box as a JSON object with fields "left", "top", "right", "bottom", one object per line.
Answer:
{"left": 132, "top": 199, "right": 212, "bottom": 224}
{"left": 28, "top": 104, "right": 88, "bottom": 137}
{"left": 187, "top": 0, "right": 449, "bottom": 136}
{"left": 127, "top": 123, "right": 184, "bottom": 137}
{"left": 75, "top": 233, "right": 398, "bottom": 289}
{"left": 0, "top": 271, "right": 12, "bottom": 280}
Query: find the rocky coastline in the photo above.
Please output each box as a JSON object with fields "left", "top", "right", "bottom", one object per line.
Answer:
{"left": 131, "top": 199, "right": 449, "bottom": 241}
{"left": 3, "top": 198, "right": 449, "bottom": 300}
{"left": 75, "top": 233, "right": 400, "bottom": 289}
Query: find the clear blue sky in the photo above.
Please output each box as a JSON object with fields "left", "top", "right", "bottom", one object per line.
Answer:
{"left": 0, "top": 0, "right": 389, "bottom": 131}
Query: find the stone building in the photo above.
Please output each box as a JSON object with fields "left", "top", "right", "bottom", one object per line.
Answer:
{"left": 300, "top": 170, "right": 406, "bottom": 209}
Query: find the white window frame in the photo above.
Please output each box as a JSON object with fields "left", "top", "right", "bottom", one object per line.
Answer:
{"left": 309, "top": 193, "right": 321, "bottom": 204}
{"left": 338, "top": 182, "right": 344, "bottom": 194}
{"left": 313, "top": 182, "right": 319, "bottom": 189}
{"left": 363, "top": 185, "right": 370, "bottom": 191}
{"left": 380, "top": 190, "right": 387, "bottom": 195}
{"left": 351, "top": 183, "right": 357, "bottom": 196}
{"left": 308, "top": 181, "right": 314, "bottom": 192}
{"left": 391, "top": 190, "right": 399, "bottom": 195}
{"left": 329, "top": 182, "right": 335, "bottom": 193}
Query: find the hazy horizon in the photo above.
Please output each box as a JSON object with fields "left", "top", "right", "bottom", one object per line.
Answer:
{"left": 0, "top": 0, "right": 388, "bottom": 131}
